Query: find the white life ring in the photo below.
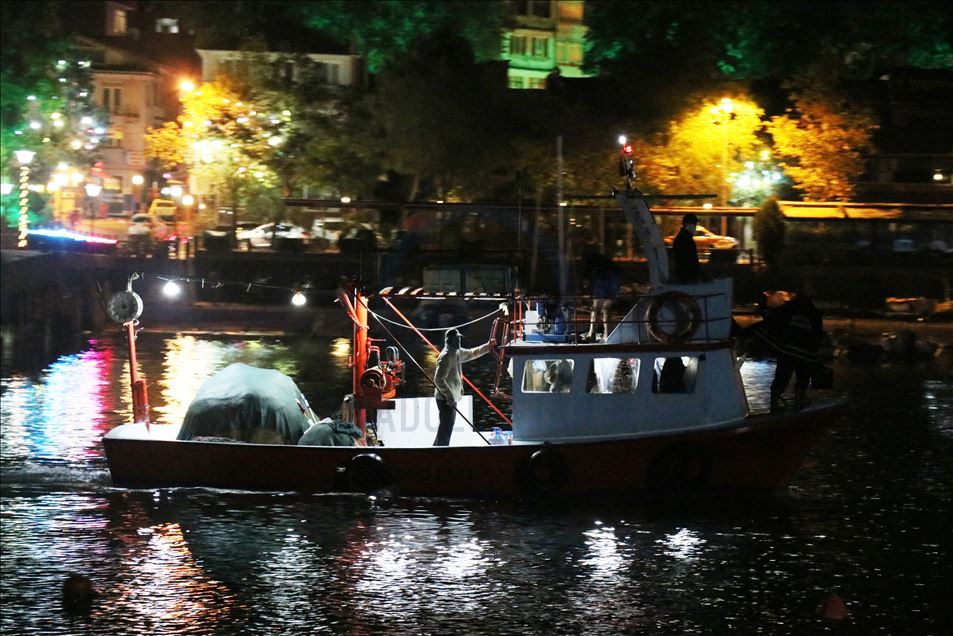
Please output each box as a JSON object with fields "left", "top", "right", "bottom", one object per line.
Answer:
{"left": 646, "top": 291, "right": 702, "bottom": 343}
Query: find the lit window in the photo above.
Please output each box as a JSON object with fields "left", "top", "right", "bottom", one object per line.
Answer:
{"left": 508, "top": 76, "right": 525, "bottom": 89}
{"left": 587, "top": 358, "right": 640, "bottom": 394}
{"left": 155, "top": 18, "right": 179, "bottom": 34}
{"left": 532, "top": 37, "right": 549, "bottom": 58}
{"left": 652, "top": 357, "right": 698, "bottom": 394}
{"left": 522, "top": 359, "right": 573, "bottom": 393}
{"left": 528, "top": 77, "right": 547, "bottom": 89}
{"left": 510, "top": 35, "right": 527, "bottom": 56}
{"left": 111, "top": 8, "right": 127, "bottom": 35}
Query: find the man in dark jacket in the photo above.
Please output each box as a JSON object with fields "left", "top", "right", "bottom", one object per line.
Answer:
{"left": 756, "top": 288, "right": 824, "bottom": 412}
{"left": 672, "top": 213, "right": 701, "bottom": 283}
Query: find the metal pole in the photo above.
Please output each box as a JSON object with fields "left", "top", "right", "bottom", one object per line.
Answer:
{"left": 556, "top": 135, "right": 565, "bottom": 297}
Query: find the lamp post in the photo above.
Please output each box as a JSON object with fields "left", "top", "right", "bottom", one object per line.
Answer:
{"left": 14, "top": 149, "right": 35, "bottom": 249}
{"left": 85, "top": 182, "right": 102, "bottom": 234}
{"left": 131, "top": 174, "right": 144, "bottom": 212}
{"left": 710, "top": 98, "right": 734, "bottom": 234}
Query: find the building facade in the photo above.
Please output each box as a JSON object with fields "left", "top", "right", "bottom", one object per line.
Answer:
{"left": 501, "top": 0, "right": 592, "bottom": 89}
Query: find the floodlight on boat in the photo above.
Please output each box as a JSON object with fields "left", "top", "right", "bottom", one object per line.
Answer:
{"left": 291, "top": 291, "right": 307, "bottom": 306}
{"left": 162, "top": 280, "right": 182, "bottom": 299}
{"left": 618, "top": 135, "right": 627, "bottom": 145}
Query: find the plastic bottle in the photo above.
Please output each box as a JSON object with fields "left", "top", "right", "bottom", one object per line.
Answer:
{"left": 489, "top": 427, "right": 506, "bottom": 445}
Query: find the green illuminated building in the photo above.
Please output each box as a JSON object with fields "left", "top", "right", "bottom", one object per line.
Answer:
{"left": 501, "top": 1, "right": 592, "bottom": 89}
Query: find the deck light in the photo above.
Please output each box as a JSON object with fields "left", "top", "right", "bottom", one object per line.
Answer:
{"left": 291, "top": 291, "right": 307, "bottom": 306}
{"left": 162, "top": 281, "right": 182, "bottom": 299}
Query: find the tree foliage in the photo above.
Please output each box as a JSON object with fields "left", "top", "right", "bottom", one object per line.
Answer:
{"left": 766, "top": 90, "right": 877, "bottom": 201}
{"left": 632, "top": 96, "right": 765, "bottom": 202}
{"left": 295, "top": 0, "right": 506, "bottom": 73}
{"left": 145, "top": 81, "right": 293, "bottom": 225}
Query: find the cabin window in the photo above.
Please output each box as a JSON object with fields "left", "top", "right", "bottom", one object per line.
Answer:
{"left": 652, "top": 356, "right": 698, "bottom": 393}
{"left": 586, "top": 357, "right": 640, "bottom": 394}
{"left": 522, "top": 359, "right": 573, "bottom": 393}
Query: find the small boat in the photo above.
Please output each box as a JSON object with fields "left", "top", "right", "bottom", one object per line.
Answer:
{"left": 103, "top": 189, "right": 844, "bottom": 496}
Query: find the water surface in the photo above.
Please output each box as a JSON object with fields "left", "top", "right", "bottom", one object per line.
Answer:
{"left": 2, "top": 331, "right": 951, "bottom": 634}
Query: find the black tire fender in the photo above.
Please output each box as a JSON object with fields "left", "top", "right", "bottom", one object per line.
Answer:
{"left": 340, "top": 453, "right": 393, "bottom": 493}
{"left": 519, "top": 443, "right": 569, "bottom": 493}
{"left": 646, "top": 443, "right": 712, "bottom": 489}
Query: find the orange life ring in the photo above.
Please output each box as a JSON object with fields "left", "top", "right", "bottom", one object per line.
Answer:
{"left": 647, "top": 291, "right": 702, "bottom": 343}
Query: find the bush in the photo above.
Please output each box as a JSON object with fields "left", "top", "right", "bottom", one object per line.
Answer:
{"left": 754, "top": 197, "right": 786, "bottom": 271}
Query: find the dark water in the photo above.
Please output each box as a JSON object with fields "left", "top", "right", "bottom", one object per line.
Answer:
{"left": 2, "top": 330, "right": 951, "bottom": 635}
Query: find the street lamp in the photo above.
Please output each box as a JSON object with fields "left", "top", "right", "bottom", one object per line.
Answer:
{"left": 131, "top": 174, "right": 144, "bottom": 212}
{"left": 14, "top": 149, "right": 36, "bottom": 249}
{"left": 84, "top": 182, "right": 102, "bottom": 233}
{"left": 710, "top": 98, "right": 734, "bottom": 208}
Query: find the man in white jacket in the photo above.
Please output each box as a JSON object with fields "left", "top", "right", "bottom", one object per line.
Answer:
{"left": 432, "top": 328, "right": 491, "bottom": 446}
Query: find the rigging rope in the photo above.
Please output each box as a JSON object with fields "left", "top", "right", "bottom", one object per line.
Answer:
{"left": 361, "top": 300, "right": 490, "bottom": 445}
{"left": 367, "top": 305, "right": 502, "bottom": 332}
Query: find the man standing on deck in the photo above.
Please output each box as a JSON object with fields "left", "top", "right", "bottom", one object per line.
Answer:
{"left": 433, "top": 328, "right": 491, "bottom": 446}
{"left": 672, "top": 213, "right": 702, "bottom": 283}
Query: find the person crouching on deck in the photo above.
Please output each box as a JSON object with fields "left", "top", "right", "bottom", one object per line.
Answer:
{"left": 432, "top": 328, "right": 491, "bottom": 446}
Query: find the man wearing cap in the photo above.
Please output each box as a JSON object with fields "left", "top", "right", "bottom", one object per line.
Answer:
{"left": 672, "top": 213, "right": 702, "bottom": 283}
{"left": 432, "top": 328, "right": 491, "bottom": 446}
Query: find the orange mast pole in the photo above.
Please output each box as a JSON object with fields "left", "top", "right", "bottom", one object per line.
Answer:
{"left": 352, "top": 287, "right": 368, "bottom": 438}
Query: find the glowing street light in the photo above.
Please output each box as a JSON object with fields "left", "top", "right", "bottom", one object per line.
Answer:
{"left": 14, "top": 149, "right": 35, "bottom": 248}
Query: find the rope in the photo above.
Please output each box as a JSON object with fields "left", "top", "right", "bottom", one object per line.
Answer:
{"left": 367, "top": 305, "right": 502, "bottom": 332}
{"left": 362, "top": 301, "right": 490, "bottom": 445}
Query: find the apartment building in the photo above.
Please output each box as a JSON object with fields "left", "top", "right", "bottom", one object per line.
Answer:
{"left": 502, "top": 0, "right": 592, "bottom": 89}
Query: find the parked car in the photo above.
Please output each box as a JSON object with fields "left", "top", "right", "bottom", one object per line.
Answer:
{"left": 128, "top": 213, "right": 174, "bottom": 257}
{"left": 128, "top": 213, "right": 171, "bottom": 240}
{"left": 237, "top": 222, "right": 309, "bottom": 249}
{"left": 664, "top": 225, "right": 738, "bottom": 250}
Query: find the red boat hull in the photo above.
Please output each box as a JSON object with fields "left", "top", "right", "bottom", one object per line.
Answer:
{"left": 102, "top": 402, "right": 844, "bottom": 497}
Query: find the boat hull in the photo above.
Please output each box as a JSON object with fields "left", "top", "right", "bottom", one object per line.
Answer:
{"left": 102, "top": 402, "right": 844, "bottom": 497}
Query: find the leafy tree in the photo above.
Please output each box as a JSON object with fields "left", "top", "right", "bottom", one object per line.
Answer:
{"left": 631, "top": 95, "right": 765, "bottom": 203}
{"left": 295, "top": 0, "right": 506, "bottom": 73}
{"left": 370, "top": 28, "right": 509, "bottom": 201}
{"left": 144, "top": 81, "right": 292, "bottom": 227}
{"left": 766, "top": 88, "right": 877, "bottom": 201}
{"left": 1, "top": 1, "right": 103, "bottom": 225}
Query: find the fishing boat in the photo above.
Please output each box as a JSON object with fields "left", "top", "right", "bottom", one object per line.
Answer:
{"left": 102, "top": 188, "right": 844, "bottom": 496}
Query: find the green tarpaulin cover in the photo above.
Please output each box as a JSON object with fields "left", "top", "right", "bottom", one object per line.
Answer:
{"left": 177, "top": 363, "right": 313, "bottom": 444}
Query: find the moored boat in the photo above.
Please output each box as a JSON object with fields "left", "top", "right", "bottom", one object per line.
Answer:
{"left": 103, "top": 188, "right": 845, "bottom": 496}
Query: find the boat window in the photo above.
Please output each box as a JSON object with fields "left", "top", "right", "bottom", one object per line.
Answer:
{"left": 586, "top": 357, "right": 640, "bottom": 394}
{"left": 651, "top": 356, "right": 698, "bottom": 393}
{"left": 522, "top": 359, "right": 573, "bottom": 393}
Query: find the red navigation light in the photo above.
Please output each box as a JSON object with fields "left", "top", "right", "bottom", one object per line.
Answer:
{"left": 623, "top": 143, "right": 634, "bottom": 156}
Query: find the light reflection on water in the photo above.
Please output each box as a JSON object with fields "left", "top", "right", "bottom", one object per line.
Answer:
{"left": 1, "top": 332, "right": 951, "bottom": 634}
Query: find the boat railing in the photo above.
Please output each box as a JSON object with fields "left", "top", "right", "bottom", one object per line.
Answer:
{"left": 513, "top": 290, "right": 731, "bottom": 345}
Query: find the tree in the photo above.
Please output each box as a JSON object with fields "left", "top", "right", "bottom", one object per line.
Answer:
{"left": 632, "top": 95, "right": 765, "bottom": 202}
{"left": 144, "top": 81, "right": 293, "bottom": 228}
{"left": 295, "top": 0, "right": 506, "bottom": 73}
{"left": 766, "top": 89, "right": 877, "bottom": 201}
{"left": 370, "top": 29, "right": 509, "bottom": 201}
{"left": 1, "top": 1, "right": 103, "bottom": 226}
